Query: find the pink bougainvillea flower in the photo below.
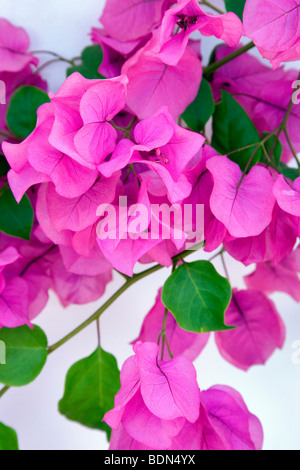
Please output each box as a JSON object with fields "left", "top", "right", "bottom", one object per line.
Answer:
{"left": 156, "top": 0, "right": 243, "bottom": 65}
{"left": 107, "top": 349, "right": 263, "bottom": 450}
{"left": 36, "top": 184, "right": 73, "bottom": 248}
{"left": 196, "top": 169, "right": 227, "bottom": 253}
{"left": 199, "top": 385, "right": 263, "bottom": 450}
{"left": 46, "top": 172, "right": 120, "bottom": 233}
{"left": 0, "top": 230, "right": 55, "bottom": 328}
{"left": 0, "top": 277, "right": 30, "bottom": 328}
{"left": 104, "top": 342, "right": 200, "bottom": 449}
{"left": 243, "top": 0, "right": 300, "bottom": 68}
{"left": 122, "top": 34, "right": 202, "bottom": 119}
{"left": 0, "top": 18, "right": 38, "bottom": 72}
{"left": 3, "top": 103, "right": 53, "bottom": 203}
{"left": 101, "top": 106, "right": 204, "bottom": 203}
{"left": 133, "top": 288, "right": 210, "bottom": 361}
{"left": 109, "top": 385, "right": 264, "bottom": 450}
{"left": 206, "top": 156, "right": 276, "bottom": 238}
{"left": 224, "top": 204, "right": 298, "bottom": 266}
{"left": 215, "top": 289, "right": 285, "bottom": 371}
{"left": 100, "top": 0, "right": 171, "bottom": 42}
{"left": 50, "top": 257, "right": 112, "bottom": 306}
{"left": 48, "top": 73, "right": 127, "bottom": 169}
{"left": 98, "top": 236, "right": 162, "bottom": 277}
{"left": 212, "top": 46, "right": 299, "bottom": 162}
{"left": 27, "top": 114, "right": 99, "bottom": 199}
{"left": 245, "top": 247, "right": 300, "bottom": 302}
{"left": 91, "top": 28, "right": 147, "bottom": 78}
{"left": 273, "top": 174, "right": 300, "bottom": 217}
{"left": 73, "top": 77, "right": 128, "bottom": 166}
{"left": 3, "top": 100, "right": 99, "bottom": 201}
{"left": 59, "top": 244, "right": 112, "bottom": 277}
{"left": 96, "top": 178, "right": 163, "bottom": 276}
{"left": 0, "top": 247, "right": 20, "bottom": 292}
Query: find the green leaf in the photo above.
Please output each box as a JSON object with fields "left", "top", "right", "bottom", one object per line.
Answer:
{"left": 0, "top": 185, "right": 34, "bottom": 240}
{"left": 162, "top": 261, "right": 233, "bottom": 333}
{"left": 0, "top": 326, "right": 48, "bottom": 387}
{"left": 182, "top": 78, "right": 215, "bottom": 132}
{"left": 67, "top": 45, "right": 105, "bottom": 79}
{"left": 0, "top": 153, "right": 10, "bottom": 178}
{"left": 59, "top": 347, "right": 120, "bottom": 438}
{"left": 224, "top": 0, "right": 246, "bottom": 20}
{"left": 6, "top": 86, "right": 50, "bottom": 139}
{"left": 212, "top": 90, "right": 262, "bottom": 171}
{"left": 261, "top": 133, "right": 283, "bottom": 166}
{"left": 278, "top": 162, "right": 299, "bottom": 181}
{"left": 0, "top": 423, "right": 19, "bottom": 450}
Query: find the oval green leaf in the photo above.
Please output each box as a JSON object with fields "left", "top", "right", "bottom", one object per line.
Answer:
{"left": 0, "top": 325, "right": 48, "bottom": 387}
{"left": 0, "top": 154, "right": 10, "bottom": 178}
{"left": 162, "top": 261, "right": 233, "bottom": 333}
{"left": 59, "top": 347, "right": 120, "bottom": 438}
{"left": 0, "top": 185, "right": 34, "bottom": 240}
{"left": 212, "top": 90, "right": 262, "bottom": 172}
{"left": 0, "top": 423, "right": 19, "bottom": 450}
{"left": 6, "top": 86, "right": 50, "bottom": 139}
{"left": 182, "top": 78, "right": 215, "bottom": 132}
{"left": 67, "top": 45, "right": 104, "bottom": 79}
{"left": 224, "top": 0, "right": 246, "bottom": 20}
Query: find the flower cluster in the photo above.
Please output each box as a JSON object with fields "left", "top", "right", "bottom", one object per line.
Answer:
{"left": 104, "top": 342, "right": 263, "bottom": 450}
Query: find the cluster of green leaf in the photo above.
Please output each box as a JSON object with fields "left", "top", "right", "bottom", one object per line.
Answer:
{"left": 0, "top": 325, "right": 120, "bottom": 449}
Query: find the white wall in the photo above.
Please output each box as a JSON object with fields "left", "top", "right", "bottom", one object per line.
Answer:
{"left": 0, "top": 0, "right": 299, "bottom": 451}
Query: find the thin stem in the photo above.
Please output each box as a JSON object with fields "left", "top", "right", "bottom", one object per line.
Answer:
{"left": 110, "top": 122, "right": 132, "bottom": 140}
{"left": 160, "top": 308, "right": 168, "bottom": 361}
{"left": 96, "top": 319, "right": 101, "bottom": 348}
{"left": 261, "top": 142, "right": 277, "bottom": 169}
{"left": 34, "top": 57, "right": 75, "bottom": 75}
{"left": 30, "top": 50, "right": 64, "bottom": 58}
{"left": 284, "top": 128, "right": 300, "bottom": 171}
{"left": 159, "top": 261, "right": 177, "bottom": 360}
{"left": 199, "top": 0, "right": 224, "bottom": 14}
{"left": 203, "top": 42, "right": 255, "bottom": 77}
{"left": 0, "top": 129, "right": 21, "bottom": 142}
{"left": 0, "top": 386, "right": 9, "bottom": 398}
{"left": 114, "top": 269, "right": 130, "bottom": 281}
{"left": 208, "top": 248, "right": 224, "bottom": 262}
{"left": 47, "top": 247, "right": 203, "bottom": 354}
{"left": 31, "top": 50, "right": 79, "bottom": 66}
{"left": 226, "top": 132, "right": 276, "bottom": 158}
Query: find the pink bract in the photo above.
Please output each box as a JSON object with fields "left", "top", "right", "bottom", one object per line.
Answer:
{"left": 243, "top": 0, "right": 300, "bottom": 68}
{"left": 215, "top": 289, "right": 285, "bottom": 371}
{"left": 0, "top": 18, "right": 38, "bottom": 73}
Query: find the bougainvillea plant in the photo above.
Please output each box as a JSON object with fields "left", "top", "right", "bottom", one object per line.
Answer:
{"left": 0, "top": 0, "right": 300, "bottom": 451}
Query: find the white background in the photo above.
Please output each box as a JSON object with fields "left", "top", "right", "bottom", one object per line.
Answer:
{"left": 0, "top": 0, "right": 299, "bottom": 451}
